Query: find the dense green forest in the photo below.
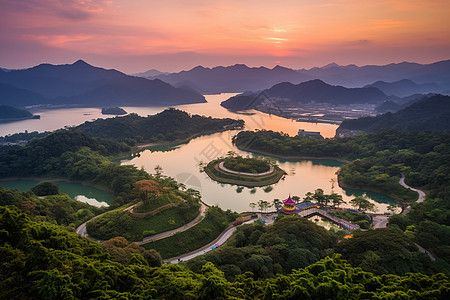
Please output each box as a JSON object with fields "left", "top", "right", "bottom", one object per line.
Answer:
{"left": 338, "top": 94, "right": 450, "bottom": 132}
{"left": 86, "top": 189, "right": 202, "bottom": 242}
{"left": 187, "top": 214, "right": 446, "bottom": 281}
{"left": 233, "top": 129, "right": 450, "bottom": 267}
{"left": 0, "top": 187, "right": 103, "bottom": 230}
{"left": 75, "top": 108, "right": 244, "bottom": 144}
{"left": 0, "top": 108, "right": 244, "bottom": 146}
{"left": 0, "top": 130, "right": 146, "bottom": 207}
{"left": 1, "top": 205, "right": 449, "bottom": 299}
{"left": 1, "top": 108, "right": 450, "bottom": 297}
{"left": 0, "top": 105, "right": 35, "bottom": 120}
{"left": 143, "top": 206, "right": 239, "bottom": 258}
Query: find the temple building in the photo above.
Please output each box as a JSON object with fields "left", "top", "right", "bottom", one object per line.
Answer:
{"left": 282, "top": 195, "right": 298, "bottom": 214}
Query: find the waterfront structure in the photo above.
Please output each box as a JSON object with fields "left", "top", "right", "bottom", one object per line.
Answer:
{"left": 298, "top": 129, "right": 324, "bottom": 139}
{"left": 282, "top": 195, "right": 298, "bottom": 214}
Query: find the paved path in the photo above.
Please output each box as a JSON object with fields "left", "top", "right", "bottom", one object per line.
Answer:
{"left": 371, "top": 174, "right": 435, "bottom": 260}
{"left": 370, "top": 174, "right": 426, "bottom": 227}
{"left": 75, "top": 202, "right": 208, "bottom": 245}
{"left": 75, "top": 220, "right": 103, "bottom": 242}
{"left": 137, "top": 203, "right": 208, "bottom": 245}
{"left": 372, "top": 215, "right": 389, "bottom": 229}
{"left": 416, "top": 243, "right": 436, "bottom": 261}
{"left": 164, "top": 213, "right": 276, "bottom": 264}
{"left": 399, "top": 173, "right": 426, "bottom": 216}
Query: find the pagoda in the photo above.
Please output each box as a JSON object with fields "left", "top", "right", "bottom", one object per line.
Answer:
{"left": 282, "top": 195, "right": 298, "bottom": 214}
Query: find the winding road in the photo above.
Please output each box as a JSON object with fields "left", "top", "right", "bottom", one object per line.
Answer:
{"left": 371, "top": 173, "right": 426, "bottom": 228}
{"left": 164, "top": 213, "right": 276, "bottom": 264}
{"left": 136, "top": 203, "right": 208, "bottom": 245}
{"left": 76, "top": 173, "right": 434, "bottom": 264}
{"left": 399, "top": 173, "right": 426, "bottom": 215}
{"left": 75, "top": 202, "right": 209, "bottom": 245}
{"left": 371, "top": 174, "right": 435, "bottom": 261}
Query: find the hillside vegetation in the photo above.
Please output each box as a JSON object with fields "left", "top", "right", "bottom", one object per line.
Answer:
{"left": 75, "top": 108, "right": 244, "bottom": 144}
{"left": 338, "top": 94, "right": 450, "bottom": 132}
{"left": 1, "top": 205, "right": 449, "bottom": 299}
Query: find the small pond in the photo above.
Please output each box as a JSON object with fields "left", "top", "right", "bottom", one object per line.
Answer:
{"left": 0, "top": 179, "right": 113, "bottom": 207}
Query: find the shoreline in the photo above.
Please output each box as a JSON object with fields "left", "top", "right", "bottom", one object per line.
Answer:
{"left": 337, "top": 180, "right": 401, "bottom": 202}
{"left": 236, "top": 145, "right": 352, "bottom": 164}
{"left": 0, "top": 176, "right": 113, "bottom": 194}
{"left": 135, "top": 125, "right": 244, "bottom": 150}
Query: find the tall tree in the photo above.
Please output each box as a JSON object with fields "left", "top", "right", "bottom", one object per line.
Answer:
{"left": 350, "top": 196, "right": 376, "bottom": 212}
{"left": 272, "top": 199, "right": 282, "bottom": 211}
{"left": 133, "top": 180, "right": 161, "bottom": 205}
{"left": 329, "top": 193, "right": 346, "bottom": 208}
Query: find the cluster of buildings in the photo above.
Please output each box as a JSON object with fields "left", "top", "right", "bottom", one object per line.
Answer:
{"left": 280, "top": 195, "right": 360, "bottom": 233}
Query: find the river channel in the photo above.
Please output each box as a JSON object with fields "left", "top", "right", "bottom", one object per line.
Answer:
{"left": 0, "top": 93, "right": 395, "bottom": 211}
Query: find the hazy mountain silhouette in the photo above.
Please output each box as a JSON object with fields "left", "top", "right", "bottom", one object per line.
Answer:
{"left": 338, "top": 94, "right": 450, "bottom": 132}
{"left": 0, "top": 105, "right": 33, "bottom": 119}
{"left": 365, "top": 79, "right": 443, "bottom": 97}
{"left": 0, "top": 60, "right": 205, "bottom": 107}
{"left": 0, "top": 81, "right": 49, "bottom": 107}
{"left": 220, "top": 79, "right": 388, "bottom": 110}
{"left": 133, "top": 69, "right": 169, "bottom": 77}
{"left": 138, "top": 59, "right": 450, "bottom": 95}
{"left": 302, "top": 60, "right": 450, "bottom": 89}
{"left": 144, "top": 64, "right": 312, "bottom": 94}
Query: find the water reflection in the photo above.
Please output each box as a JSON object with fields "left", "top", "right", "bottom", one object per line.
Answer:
{"left": 123, "top": 134, "right": 394, "bottom": 213}
{"left": 0, "top": 93, "right": 395, "bottom": 213}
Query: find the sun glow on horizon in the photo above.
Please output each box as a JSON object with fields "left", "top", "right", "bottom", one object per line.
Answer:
{"left": 0, "top": 0, "right": 449, "bottom": 72}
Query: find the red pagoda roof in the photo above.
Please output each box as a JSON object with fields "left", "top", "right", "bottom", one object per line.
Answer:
{"left": 283, "top": 195, "right": 296, "bottom": 206}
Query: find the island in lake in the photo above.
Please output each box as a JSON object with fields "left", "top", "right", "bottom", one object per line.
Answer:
{"left": 101, "top": 107, "right": 127, "bottom": 115}
{"left": 204, "top": 153, "right": 286, "bottom": 187}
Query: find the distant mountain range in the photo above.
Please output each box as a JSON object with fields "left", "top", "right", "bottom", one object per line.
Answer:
{"left": 220, "top": 79, "right": 389, "bottom": 111}
{"left": 138, "top": 60, "right": 450, "bottom": 95}
{"left": 337, "top": 94, "right": 450, "bottom": 134}
{"left": 0, "top": 60, "right": 206, "bottom": 107}
{"left": 142, "top": 64, "right": 311, "bottom": 94}
{"left": 365, "top": 79, "right": 442, "bottom": 97}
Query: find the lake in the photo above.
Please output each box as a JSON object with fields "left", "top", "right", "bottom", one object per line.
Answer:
{"left": 0, "top": 179, "right": 112, "bottom": 207}
{"left": 0, "top": 93, "right": 395, "bottom": 212}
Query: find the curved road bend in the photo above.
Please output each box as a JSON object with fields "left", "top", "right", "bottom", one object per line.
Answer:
{"left": 373, "top": 174, "right": 435, "bottom": 260}
{"left": 165, "top": 213, "right": 276, "bottom": 264}
{"left": 372, "top": 173, "right": 426, "bottom": 228}
{"left": 75, "top": 202, "right": 208, "bottom": 244}
{"left": 399, "top": 173, "right": 426, "bottom": 216}
{"left": 137, "top": 203, "right": 208, "bottom": 245}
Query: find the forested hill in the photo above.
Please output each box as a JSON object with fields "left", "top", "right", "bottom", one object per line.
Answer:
{"left": 74, "top": 108, "right": 244, "bottom": 143}
{"left": 220, "top": 79, "right": 388, "bottom": 111}
{"left": 338, "top": 94, "right": 450, "bottom": 133}
{"left": 1, "top": 205, "right": 449, "bottom": 299}
{"left": 0, "top": 105, "right": 34, "bottom": 120}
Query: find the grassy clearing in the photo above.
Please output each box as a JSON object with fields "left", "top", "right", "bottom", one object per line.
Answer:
{"left": 142, "top": 206, "right": 238, "bottom": 258}
{"left": 86, "top": 205, "right": 199, "bottom": 242}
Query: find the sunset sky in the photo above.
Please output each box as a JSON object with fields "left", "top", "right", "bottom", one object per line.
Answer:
{"left": 1, "top": 0, "right": 449, "bottom": 73}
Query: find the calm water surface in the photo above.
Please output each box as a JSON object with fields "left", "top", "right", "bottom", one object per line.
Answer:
{"left": 0, "top": 179, "right": 112, "bottom": 207}
{"left": 121, "top": 94, "right": 394, "bottom": 213}
{"left": 0, "top": 93, "right": 394, "bottom": 212}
